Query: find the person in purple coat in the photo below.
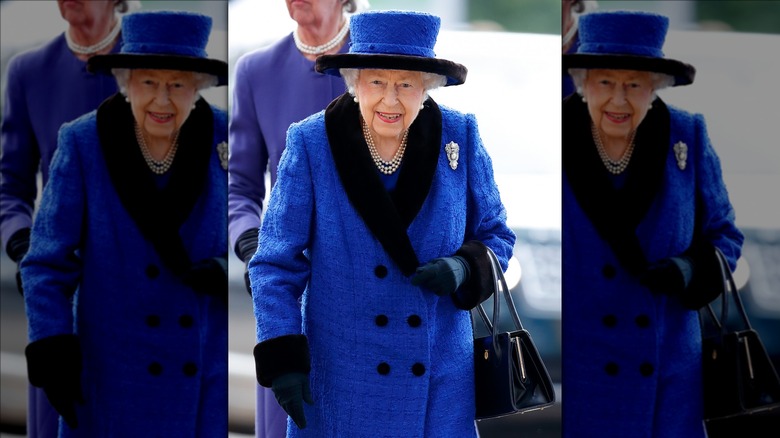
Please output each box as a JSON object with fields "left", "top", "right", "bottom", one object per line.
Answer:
{"left": 0, "top": 1, "right": 138, "bottom": 436}
{"left": 228, "top": 1, "right": 367, "bottom": 436}
{"left": 562, "top": 11, "right": 744, "bottom": 437}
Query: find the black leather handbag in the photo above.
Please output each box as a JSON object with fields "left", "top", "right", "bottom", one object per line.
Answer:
{"left": 700, "top": 247, "right": 780, "bottom": 432}
{"left": 472, "top": 247, "right": 556, "bottom": 420}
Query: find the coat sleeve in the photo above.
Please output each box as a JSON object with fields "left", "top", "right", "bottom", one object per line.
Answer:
{"left": 228, "top": 53, "right": 268, "bottom": 256}
{"left": 250, "top": 121, "right": 313, "bottom": 344}
{"left": 453, "top": 113, "right": 517, "bottom": 309}
{"left": 692, "top": 113, "right": 744, "bottom": 271}
{"left": 0, "top": 54, "right": 39, "bottom": 248}
{"left": 21, "top": 121, "right": 86, "bottom": 342}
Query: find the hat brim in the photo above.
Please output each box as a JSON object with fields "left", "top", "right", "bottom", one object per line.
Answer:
{"left": 563, "top": 54, "right": 695, "bottom": 86}
{"left": 316, "top": 53, "right": 467, "bottom": 86}
{"left": 87, "top": 54, "right": 228, "bottom": 86}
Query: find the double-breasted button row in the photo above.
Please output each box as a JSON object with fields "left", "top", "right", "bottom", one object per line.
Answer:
{"left": 600, "top": 314, "right": 652, "bottom": 328}
{"left": 374, "top": 265, "right": 388, "bottom": 278}
{"left": 147, "top": 361, "right": 199, "bottom": 377}
{"left": 145, "top": 314, "right": 195, "bottom": 328}
{"left": 376, "top": 362, "right": 426, "bottom": 377}
{"left": 374, "top": 314, "right": 423, "bottom": 328}
{"left": 603, "top": 361, "right": 655, "bottom": 377}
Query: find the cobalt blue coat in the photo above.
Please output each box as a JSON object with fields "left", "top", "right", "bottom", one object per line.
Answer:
{"left": 250, "top": 95, "right": 516, "bottom": 437}
{"left": 21, "top": 94, "right": 228, "bottom": 437}
{"left": 562, "top": 96, "right": 744, "bottom": 437}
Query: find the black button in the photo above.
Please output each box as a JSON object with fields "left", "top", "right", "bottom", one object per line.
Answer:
{"left": 639, "top": 362, "right": 654, "bottom": 376}
{"left": 377, "top": 362, "right": 390, "bottom": 375}
{"left": 635, "top": 315, "right": 651, "bottom": 328}
{"left": 604, "top": 362, "right": 619, "bottom": 376}
{"left": 183, "top": 362, "right": 198, "bottom": 376}
{"left": 602, "top": 315, "right": 617, "bottom": 328}
{"left": 407, "top": 315, "right": 422, "bottom": 327}
{"left": 375, "top": 315, "right": 388, "bottom": 327}
{"left": 179, "top": 315, "right": 194, "bottom": 328}
{"left": 374, "top": 265, "right": 388, "bottom": 278}
{"left": 602, "top": 264, "right": 616, "bottom": 279}
{"left": 148, "top": 362, "right": 163, "bottom": 376}
{"left": 412, "top": 363, "right": 426, "bottom": 376}
{"left": 146, "top": 264, "right": 160, "bottom": 279}
{"left": 146, "top": 315, "right": 161, "bottom": 327}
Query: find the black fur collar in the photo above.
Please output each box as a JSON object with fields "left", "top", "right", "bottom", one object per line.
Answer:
{"left": 96, "top": 93, "right": 214, "bottom": 274}
{"left": 325, "top": 93, "right": 442, "bottom": 275}
{"left": 562, "top": 95, "right": 670, "bottom": 275}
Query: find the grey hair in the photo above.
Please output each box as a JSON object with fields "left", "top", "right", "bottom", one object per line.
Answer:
{"left": 339, "top": 68, "right": 447, "bottom": 102}
{"left": 112, "top": 68, "right": 218, "bottom": 96}
{"left": 115, "top": 0, "right": 142, "bottom": 14}
{"left": 343, "top": 0, "right": 370, "bottom": 14}
{"left": 568, "top": 68, "right": 675, "bottom": 99}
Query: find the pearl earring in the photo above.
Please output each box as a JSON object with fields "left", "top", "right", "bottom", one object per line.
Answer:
{"left": 420, "top": 103, "right": 425, "bottom": 110}
{"left": 581, "top": 96, "right": 587, "bottom": 103}
{"left": 647, "top": 103, "right": 653, "bottom": 110}
{"left": 353, "top": 96, "right": 359, "bottom": 103}
{"left": 125, "top": 96, "right": 130, "bottom": 103}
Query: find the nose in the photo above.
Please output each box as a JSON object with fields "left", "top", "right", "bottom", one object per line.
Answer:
{"left": 611, "top": 85, "right": 627, "bottom": 104}
{"left": 154, "top": 85, "right": 171, "bottom": 104}
{"left": 382, "top": 86, "right": 399, "bottom": 105}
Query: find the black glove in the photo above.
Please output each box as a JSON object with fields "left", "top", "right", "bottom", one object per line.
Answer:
{"left": 236, "top": 229, "right": 259, "bottom": 296}
{"left": 25, "top": 334, "right": 84, "bottom": 429}
{"left": 7, "top": 228, "right": 30, "bottom": 296}
{"left": 271, "top": 372, "right": 313, "bottom": 429}
{"left": 641, "top": 256, "right": 694, "bottom": 296}
{"left": 411, "top": 255, "right": 471, "bottom": 296}
{"left": 182, "top": 257, "right": 228, "bottom": 298}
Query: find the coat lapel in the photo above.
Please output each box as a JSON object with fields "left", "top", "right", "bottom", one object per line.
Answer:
{"left": 96, "top": 93, "right": 214, "bottom": 274}
{"left": 325, "top": 93, "right": 441, "bottom": 275}
{"left": 563, "top": 95, "right": 670, "bottom": 275}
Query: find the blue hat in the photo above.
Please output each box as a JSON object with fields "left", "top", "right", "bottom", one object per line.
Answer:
{"left": 316, "top": 10, "right": 467, "bottom": 86}
{"left": 88, "top": 11, "right": 227, "bottom": 86}
{"left": 563, "top": 11, "right": 695, "bottom": 86}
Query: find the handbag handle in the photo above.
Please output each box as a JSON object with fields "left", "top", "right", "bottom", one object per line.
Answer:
{"left": 475, "top": 247, "right": 524, "bottom": 343}
{"left": 701, "top": 246, "right": 752, "bottom": 336}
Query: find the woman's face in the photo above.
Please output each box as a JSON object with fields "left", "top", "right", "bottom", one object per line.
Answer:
{"left": 356, "top": 69, "right": 425, "bottom": 143}
{"left": 286, "top": 0, "right": 343, "bottom": 28}
{"left": 127, "top": 69, "right": 199, "bottom": 143}
{"left": 582, "top": 69, "right": 655, "bottom": 143}
{"left": 57, "top": 0, "right": 115, "bottom": 28}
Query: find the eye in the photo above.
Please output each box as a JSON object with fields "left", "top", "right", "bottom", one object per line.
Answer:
{"left": 400, "top": 82, "right": 413, "bottom": 88}
{"left": 370, "top": 80, "right": 384, "bottom": 86}
{"left": 143, "top": 79, "right": 156, "bottom": 86}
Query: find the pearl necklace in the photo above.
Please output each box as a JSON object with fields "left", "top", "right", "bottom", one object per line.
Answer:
{"left": 362, "top": 118, "right": 408, "bottom": 175}
{"left": 134, "top": 122, "right": 180, "bottom": 175}
{"left": 293, "top": 18, "right": 349, "bottom": 55}
{"left": 65, "top": 17, "right": 122, "bottom": 56}
{"left": 591, "top": 122, "right": 636, "bottom": 175}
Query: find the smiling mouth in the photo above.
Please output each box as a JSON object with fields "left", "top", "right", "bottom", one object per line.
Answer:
{"left": 377, "top": 112, "right": 401, "bottom": 121}
{"left": 605, "top": 112, "right": 630, "bottom": 122}
{"left": 149, "top": 112, "right": 174, "bottom": 123}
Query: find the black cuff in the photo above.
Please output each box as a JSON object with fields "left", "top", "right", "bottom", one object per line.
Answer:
{"left": 25, "top": 334, "right": 81, "bottom": 388}
{"left": 253, "top": 334, "right": 310, "bottom": 388}
{"left": 7, "top": 227, "right": 31, "bottom": 263}
{"left": 452, "top": 241, "right": 494, "bottom": 310}
{"left": 236, "top": 228, "right": 259, "bottom": 263}
{"left": 679, "top": 242, "right": 724, "bottom": 310}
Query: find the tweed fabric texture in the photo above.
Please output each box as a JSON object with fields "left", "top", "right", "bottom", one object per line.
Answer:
{"left": 562, "top": 100, "right": 743, "bottom": 437}
{"left": 250, "top": 103, "right": 515, "bottom": 437}
{"left": 21, "top": 106, "right": 228, "bottom": 437}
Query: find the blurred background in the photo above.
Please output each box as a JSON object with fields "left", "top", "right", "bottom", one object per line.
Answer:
{"left": 2, "top": 0, "right": 779, "bottom": 437}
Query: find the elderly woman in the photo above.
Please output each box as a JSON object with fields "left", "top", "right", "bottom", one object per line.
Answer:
{"left": 1, "top": 2, "right": 139, "bottom": 436}
{"left": 20, "top": 11, "right": 228, "bottom": 437}
{"left": 229, "top": 1, "right": 367, "bottom": 435}
{"left": 249, "top": 10, "right": 516, "bottom": 438}
{"left": 562, "top": 11, "right": 744, "bottom": 437}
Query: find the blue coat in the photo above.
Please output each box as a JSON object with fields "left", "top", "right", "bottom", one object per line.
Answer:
{"left": 250, "top": 95, "right": 516, "bottom": 437}
{"left": 562, "top": 97, "right": 744, "bottom": 437}
{"left": 21, "top": 94, "right": 228, "bottom": 437}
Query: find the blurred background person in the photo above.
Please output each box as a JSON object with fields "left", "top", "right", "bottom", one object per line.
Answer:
{"left": 250, "top": 9, "right": 515, "bottom": 437}
{"left": 228, "top": 1, "right": 367, "bottom": 436}
{"left": 562, "top": 0, "right": 597, "bottom": 98}
{"left": 0, "top": 1, "right": 140, "bottom": 436}
{"left": 562, "top": 10, "right": 743, "bottom": 437}
{"left": 21, "top": 10, "right": 229, "bottom": 436}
